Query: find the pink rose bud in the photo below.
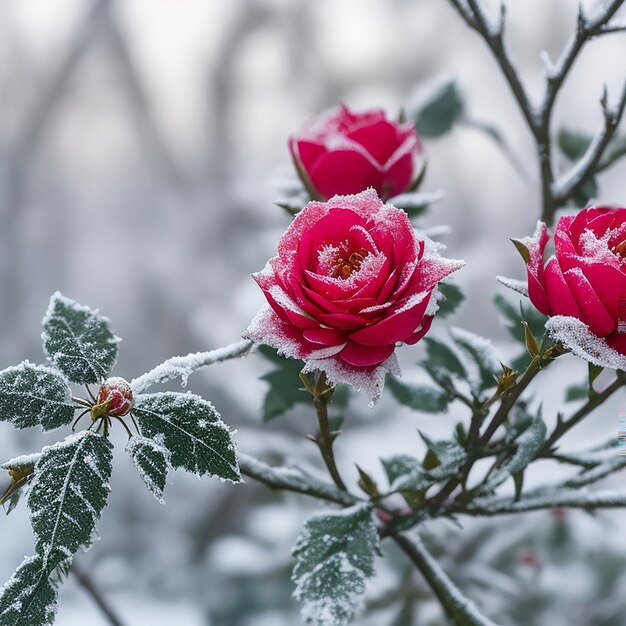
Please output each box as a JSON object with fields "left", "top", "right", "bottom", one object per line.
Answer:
{"left": 517, "top": 207, "right": 626, "bottom": 355}
{"left": 243, "top": 190, "right": 464, "bottom": 402}
{"left": 289, "top": 105, "right": 422, "bottom": 201}
{"left": 96, "top": 377, "right": 133, "bottom": 417}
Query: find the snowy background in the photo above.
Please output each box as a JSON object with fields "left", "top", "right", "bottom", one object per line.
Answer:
{"left": 0, "top": 1, "right": 625, "bottom": 624}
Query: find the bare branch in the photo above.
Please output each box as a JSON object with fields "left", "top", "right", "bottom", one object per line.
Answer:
{"left": 72, "top": 561, "right": 127, "bottom": 626}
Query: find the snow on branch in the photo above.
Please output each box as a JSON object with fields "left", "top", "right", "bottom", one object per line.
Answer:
{"left": 552, "top": 81, "right": 626, "bottom": 203}
{"left": 238, "top": 453, "right": 358, "bottom": 506}
{"left": 463, "top": 488, "right": 626, "bottom": 516}
{"left": 393, "top": 532, "right": 498, "bottom": 626}
{"left": 131, "top": 339, "right": 255, "bottom": 393}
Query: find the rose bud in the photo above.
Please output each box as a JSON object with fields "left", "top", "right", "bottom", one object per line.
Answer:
{"left": 289, "top": 105, "right": 421, "bottom": 202}
{"left": 95, "top": 377, "right": 133, "bottom": 417}
{"left": 243, "top": 190, "right": 464, "bottom": 403}
{"left": 515, "top": 207, "right": 626, "bottom": 367}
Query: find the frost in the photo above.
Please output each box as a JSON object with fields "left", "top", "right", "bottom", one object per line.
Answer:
{"left": 1, "top": 452, "right": 42, "bottom": 471}
{"left": 546, "top": 315, "right": 626, "bottom": 370}
{"left": 387, "top": 189, "right": 445, "bottom": 211}
{"left": 0, "top": 362, "right": 75, "bottom": 431}
{"left": 496, "top": 275, "right": 529, "bottom": 298}
{"left": 28, "top": 430, "right": 113, "bottom": 571}
{"left": 292, "top": 504, "right": 381, "bottom": 626}
{"left": 133, "top": 392, "right": 241, "bottom": 483}
{"left": 41, "top": 292, "right": 119, "bottom": 385}
{"left": 130, "top": 339, "right": 254, "bottom": 394}
{"left": 0, "top": 556, "right": 58, "bottom": 626}
{"left": 126, "top": 436, "right": 171, "bottom": 504}
{"left": 450, "top": 326, "right": 499, "bottom": 392}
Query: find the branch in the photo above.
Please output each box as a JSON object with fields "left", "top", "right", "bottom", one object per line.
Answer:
{"left": 238, "top": 453, "right": 358, "bottom": 506}
{"left": 462, "top": 488, "right": 626, "bottom": 516}
{"left": 552, "top": 81, "right": 626, "bottom": 204}
{"left": 540, "top": 373, "right": 626, "bottom": 455}
{"left": 71, "top": 562, "right": 127, "bottom": 626}
{"left": 130, "top": 339, "right": 255, "bottom": 393}
{"left": 392, "top": 532, "right": 498, "bottom": 626}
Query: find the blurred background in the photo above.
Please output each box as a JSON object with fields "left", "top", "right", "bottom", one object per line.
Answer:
{"left": 0, "top": 0, "right": 625, "bottom": 624}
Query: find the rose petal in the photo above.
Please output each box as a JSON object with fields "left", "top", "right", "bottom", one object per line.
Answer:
{"left": 339, "top": 340, "right": 396, "bottom": 367}
{"left": 543, "top": 257, "right": 581, "bottom": 318}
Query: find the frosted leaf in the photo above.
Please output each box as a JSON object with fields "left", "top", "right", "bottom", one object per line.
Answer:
{"left": 126, "top": 436, "right": 171, "bottom": 504}
{"left": 420, "top": 433, "right": 467, "bottom": 480}
{"left": 0, "top": 362, "right": 75, "bottom": 431}
{"left": 496, "top": 276, "right": 529, "bottom": 298}
{"left": 450, "top": 327, "right": 499, "bottom": 393}
{"left": 42, "top": 292, "right": 119, "bottom": 385}
{"left": 133, "top": 392, "right": 241, "bottom": 483}
{"left": 28, "top": 430, "right": 113, "bottom": 571}
{"left": 546, "top": 316, "right": 626, "bottom": 370}
{"left": 0, "top": 556, "right": 58, "bottom": 626}
{"left": 486, "top": 413, "right": 546, "bottom": 490}
{"left": 381, "top": 455, "right": 432, "bottom": 492}
{"left": 292, "top": 504, "right": 381, "bottom": 626}
{"left": 386, "top": 376, "right": 449, "bottom": 414}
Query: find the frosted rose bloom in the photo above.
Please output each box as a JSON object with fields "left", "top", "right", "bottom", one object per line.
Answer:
{"left": 519, "top": 207, "right": 626, "bottom": 369}
{"left": 244, "top": 190, "right": 464, "bottom": 402}
{"left": 289, "top": 105, "right": 421, "bottom": 201}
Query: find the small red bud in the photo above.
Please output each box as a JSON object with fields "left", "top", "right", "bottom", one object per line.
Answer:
{"left": 551, "top": 507, "right": 567, "bottom": 522}
{"left": 96, "top": 377, "right": 133, "bottom": 417}
{"left": 517, "top": 548, "right": 540, "bottom": 568}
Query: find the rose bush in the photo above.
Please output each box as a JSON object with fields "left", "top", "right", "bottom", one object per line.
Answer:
{"left": 519, "top": 206, "right": 626, "bottom": 366}
{"left": 244, "top": 189, "right": 463, "bottom": 401}
{"left": 289, "top": 105, "right": 421, "bottom": 202}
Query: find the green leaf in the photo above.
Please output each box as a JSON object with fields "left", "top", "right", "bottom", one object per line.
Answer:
{"left": 0, "top": 363, "right": 75, "bottom": 431}
{"left": 418, "top": 432, "right": 467, "bottom": 480}
{"left": 0, "top": 556, "right": 58, "bottom": 626}
{"left": 381, "top": 455, "right": 431, "bottom": 491}
{"left": 126, "top": 436, "right": 171, "bottom": 504}
{"left": 292, "top": 503, "right": 381, "bottom": 626}
{"left": 29, "top": 430, "right": 113, "bottom": 571}
{"left": 564, "top": 382, "right": 587, "bottom": 402}
{"left": 422, "top": 336, "right": 467, "bottom": 378}
{"left": 510, "top": 239, "right": 531, "bottom": 263}
{"left": 493, "top": 293, "right": 525, "bottom": 343}
{"left": 386, "top": 376, "right": 449, "bottom": 413}
{"left": 436, "top": 283, "right": 465, "bottom": 318}
{"left": 412, "top": 77, "right": 465, "bottom": 138}
{"left": 42, "top": 293, "right": 119, "bottom": 385}
{"left": 258, "top": 346, "right": 309, "bottom": 421}
{"left": 133, "top": 392, "right": 240, "bottom": 483}
{"left": 588, "top": 363, "right": 603, "bottom": 399}
{"left": 450, "top": 327, "right": 499, "bottom": 393}
{"left": 490, "top": 412, "right": 546, "bottom": 489}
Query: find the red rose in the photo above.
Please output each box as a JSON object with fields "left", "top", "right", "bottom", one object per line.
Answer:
{"left": 244, "top": 190, "right": 463, "bottom": 402}
{"left": 289, "top": 105, "right": 421, "bottom": 201}
{"left": 518, "top": 207, "right": 626, "bottom": 367}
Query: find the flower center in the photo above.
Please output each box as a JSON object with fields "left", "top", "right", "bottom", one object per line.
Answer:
{"left": 330, "top": 248, "right": 368, "bottom": 279}
{"left": 611, "top": 239, "right": 626, "bottom": 260}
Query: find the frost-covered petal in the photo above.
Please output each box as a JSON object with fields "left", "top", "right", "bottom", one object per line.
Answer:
{"left": 546, "top": 316, "right": 626, "bottom": 370}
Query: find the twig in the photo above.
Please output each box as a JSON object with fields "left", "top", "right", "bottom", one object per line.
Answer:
{"left": 238, "top": 453, "right": 357, "bottom": 506}
{"left": 552, "top": 81, "right": 626, "bottom": 205}
{"left": 71, "top": 562, "right": 127, "bottom": 626}
{"left": 540, "top": 374, "right": 626, "bottom": 455}
{"left": 392, "top": 532, "right": 498, "bottom": 626}
{"left": 130, "top": 339, "right": 255, "bottom": 393}
{"left": 461, "top": 488, "right": 626, "bottom": 516}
